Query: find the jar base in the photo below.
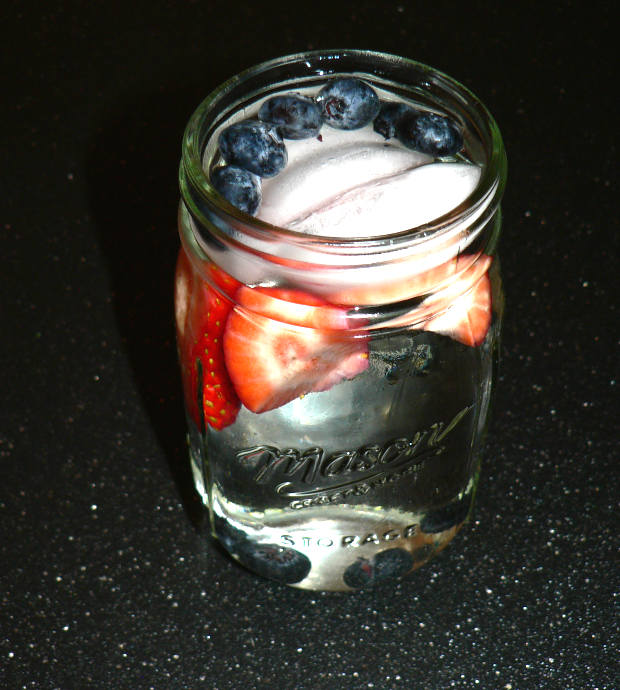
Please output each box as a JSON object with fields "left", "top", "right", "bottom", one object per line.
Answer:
{"left": 208, "top": 487, "right": 473, "bottom": 591}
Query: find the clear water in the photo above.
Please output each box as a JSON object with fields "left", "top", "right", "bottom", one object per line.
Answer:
{"left": 187, "top": 310, "right": 500, "bottom": 590}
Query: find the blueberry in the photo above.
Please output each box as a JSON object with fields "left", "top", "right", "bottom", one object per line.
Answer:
{"left": 316, "top": 77, "right": 380, "bottom": 130}
{"left": 396, "top": 111, "right": 463, "bottom": 156}
{"left": 218, "top": 121, "right": 287, "bottom": 178}
{"left": 235, "top": 542, "right": 311, "bottom": 584}
{"left": 212, "top": 515, "right": 249, "bottom": 553}
{"left": 371, "top": 336, "right": 434, "bottom": 381}
{"left": 211, "top": 165, "right": 261, "bottom": 215}
{"left": 420, "top": 497, "right": 471, "bottom": 534}
{"left": 385, "top": 364, "right": 400, "bottom": 385}
{"left": 258, "top": 94, "right": 323, "bottom": 140}
{"left": 343, "top": 548, "right": 414, "bottom": 589}
{"left": 373, "top": 548, "right": 414, "bottom": 579}
{"left": 343, "top": 557, "right": 374, "bottom": 589}
{"left": 373, "top": 101, "right": 416, "bottom": 140}
{"left": 411, "top": 343, "right": 434, "bottom": 376}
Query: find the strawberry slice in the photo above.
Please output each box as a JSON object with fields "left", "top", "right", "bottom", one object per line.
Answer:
{"left": 378, "top": 255, "right": 493, "bottom": 346}
{"left": 328, "top": 254, "right": 493, "bottom": 347}
{"left": 223, "top": 287, "right": 369, "bottom": 414}
{"left": 207, "top": 263, "right": 244, "bottom": 296}
{"left": 423, "top": 269, "right": 492, "bottom": 346}
{"left": 327, "top": 255, "right": 472, "bottom": 306}
{"left": 175, "top": 250, "right": 241, "bottom": 430}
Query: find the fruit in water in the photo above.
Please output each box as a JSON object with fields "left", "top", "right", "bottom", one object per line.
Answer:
{"left": 422, "top": 268, "right": 492, "bottom": 347}
{"left": 258, "top": 94, "right": 323, "bottom": 140}
{"left": 211, "top": 165, "right": 262, "bottom": 215}
{"left": 175, "top": 252, "right": 241, "bottom": 430}
{"left": 397, "top": 111, "right": 463, "bottom": 156}
{"left": 328, "top": 254, "right": 475, "bottom": 306}
{"left": 218, "top": 121, "right": 288, "bottom": 178}
{"left": 193, "top": 290, "right": 241, "bottom": 429}
{"left": 343, "top": 548, "right": 414, "bottom": 589}
{"left": 212, "top": 515, "right": 249, "bottom": 553}
{"left": 316, "top": 77, "right": 381, "bottom": 130}
{"left": 329, "top": 255, "right": 493, "bottom": 347}
{"left": 235, "top": 542, "right": 311, "bottom": 584}
{"left": 385, "top": 256, "right": 492, "bottom": 347}
{"left": 373, "top": 101, "right": 415, "bottom": 140}
{"left": 206, "top": 263, "right": 244, "bottom": 296}
{"left": 214, "top": 511, "right": 312, "bottom": 584}
{"left": 223, "top": 287, "right": 369, "bottom": 414}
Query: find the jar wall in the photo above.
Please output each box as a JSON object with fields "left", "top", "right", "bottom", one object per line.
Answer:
{"left": 175, "top": 50, "right": 506, "bottom": 590}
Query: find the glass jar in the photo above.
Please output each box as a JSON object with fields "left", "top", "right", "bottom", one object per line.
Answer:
{"left": 175, "top": 50, "right": 506, "bottom": 591}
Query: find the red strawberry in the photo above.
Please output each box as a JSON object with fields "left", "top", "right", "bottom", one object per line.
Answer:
{"left": 328, "top": 254, "right": 493, "bottom": 347}
{"left": 382, "top": 255, "right": 493, "bottom": 346}
{"left": 207, "top": 263, "right": 243, "bottom": 296}
{"left": 223, "top": 287, "right": 369, "bottom": 414}
{"left": 175, "top": 250, "right": 241, "bottom": 430}
{"left": 423, "top": 268, "right": 492, "bottom": 347}
{"left": 327, "top": 255, "right": 469, "bottom": 306}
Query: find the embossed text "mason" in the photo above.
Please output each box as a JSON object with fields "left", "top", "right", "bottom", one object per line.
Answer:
{"left": 236, "top": 406, "right": 473, "bottom": 496}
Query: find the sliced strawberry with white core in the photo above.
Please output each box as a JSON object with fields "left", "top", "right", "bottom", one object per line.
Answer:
{"left": 329, "top": 254, "right": 493, "bottom": 347}
{"left": 234, "top": 287, "right": 350, "bottom": 330}
{"left": 381, "top": 255, "right": 493, "bottom": 346}
{"left": 223, "top": 287, "right": 369, "bottom": 414}
{"left": 327, "top": 254, "right": 476, "bottom": 306}
{"left": 423, "top": 269, "right": 492, "bottom": 347}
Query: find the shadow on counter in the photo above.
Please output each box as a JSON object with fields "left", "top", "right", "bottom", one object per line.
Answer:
{"left": 85, "top": 82, "right": 215, "bottom": 528}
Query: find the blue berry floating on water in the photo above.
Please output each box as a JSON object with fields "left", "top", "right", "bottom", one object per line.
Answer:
{"left": 211, "top": 165, "right": 262, "bottom": 215}
{"left": 373, "top": 101, "right": 416, "bottom": 140}
{"left": 316, "top": 77, "right": 381, "bottom": 130}
{"left": 258, "top": 94, "right": 323, "bottom": 140}
{"left": 218, "top": 120, "right": 287, "bottom": 178}
{"left": 396, "top": 111, "right": 463, "bottom": 156}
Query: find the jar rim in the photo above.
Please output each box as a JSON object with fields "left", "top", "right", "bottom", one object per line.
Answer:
{"left": 180, "top": 48, "right": 506, "bottom": 253}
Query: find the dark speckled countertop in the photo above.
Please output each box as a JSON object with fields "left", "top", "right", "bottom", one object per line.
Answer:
{"left": 1, "top": 2, "right": 617, "bottom": 688}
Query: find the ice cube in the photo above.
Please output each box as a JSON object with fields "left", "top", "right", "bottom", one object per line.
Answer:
{"left": 258, "top": 125, "right": 431, "bottom": 228}
{"left": 287, "top": 162, "right": 482, "bottom": 238}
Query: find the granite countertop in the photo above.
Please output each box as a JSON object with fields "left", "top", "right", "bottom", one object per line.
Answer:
{"left": 2, "top": 3, "right": 617, "bottom": 688}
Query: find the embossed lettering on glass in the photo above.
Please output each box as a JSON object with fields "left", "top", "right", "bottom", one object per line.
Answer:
{"left": 175, "top": 50, "right": 507, "bottom": 590}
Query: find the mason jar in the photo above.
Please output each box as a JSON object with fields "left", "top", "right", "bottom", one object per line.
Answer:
{"left": 175, "top": 50, "right": 506, "bottom": 591}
